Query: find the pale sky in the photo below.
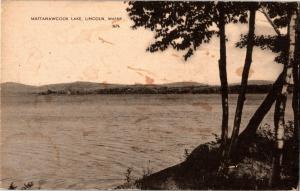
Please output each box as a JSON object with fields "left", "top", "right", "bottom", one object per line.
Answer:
{"left": 1, "top": 1, "right": 283, "bottom": 86}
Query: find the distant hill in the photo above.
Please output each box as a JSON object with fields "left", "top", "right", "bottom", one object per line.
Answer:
{"left": 1, "top": 80, "right": 290, "bottom": 95}
{"left": 163, "top": 82, "right": 208, "bottom": 87}
{"left": 231, "top": 80, "right": 274, "bottom": 86}
{"left": 1, "top": 82, "right": 37, "bottom": 94}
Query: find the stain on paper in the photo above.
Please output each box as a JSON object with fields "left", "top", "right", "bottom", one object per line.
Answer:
{"left": 145, "top": 75, "right": 154, "bottom": 84}
{"left": 235, "top": 66, "right": 254, "bottom": 78}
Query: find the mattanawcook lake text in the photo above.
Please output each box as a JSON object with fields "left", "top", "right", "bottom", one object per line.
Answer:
{"left": 30, "top": 16, "right": 122, "bottom": 21}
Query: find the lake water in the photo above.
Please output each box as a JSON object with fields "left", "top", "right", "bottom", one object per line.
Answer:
{"left": 0, "top": 94, "right": 293, "bottom": 189}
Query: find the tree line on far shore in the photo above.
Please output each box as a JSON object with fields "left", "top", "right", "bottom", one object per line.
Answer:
{"left": 38, "top": 83, "right": 293, "bottom": 95}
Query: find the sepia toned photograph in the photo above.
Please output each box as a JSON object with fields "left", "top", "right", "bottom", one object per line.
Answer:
{"left": 1, "top": 1, "right": 299, "bottom": 190}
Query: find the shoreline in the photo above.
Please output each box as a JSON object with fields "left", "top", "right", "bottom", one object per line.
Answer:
{"left": 2, "top": 81, "right": 292, "bottom": 96}
{"left": 116, "top": 124, "right": 298, "bottom": 190}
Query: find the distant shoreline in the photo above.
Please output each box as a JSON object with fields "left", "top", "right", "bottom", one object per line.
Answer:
{"left": 1, "top": 81, "right": 293, "bottom": 95}
{"left": 37, "top": 84, "right": 277, "bottom": 95}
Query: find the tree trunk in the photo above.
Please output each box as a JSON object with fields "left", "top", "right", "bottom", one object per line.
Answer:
{"left": 292, "top": 9, "right": 299, "bottom": 140}
{"left": 218, "top": 2, "right": 229, "bottom": 155}
{"left": 269, "top": 11, "right": 297, "bottom": 188}
{"left": 237, "top": 72, "right": 284, "bottom": 143}
{"left": 226, "top": 6, "right": 257, "bottom": 161}
{"left": 261, "top": 8, "right": 281, "bottom": 36}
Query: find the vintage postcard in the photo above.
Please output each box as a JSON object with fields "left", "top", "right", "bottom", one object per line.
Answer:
{"left": 1, "top": 1, "right": 299, "bottom": 190}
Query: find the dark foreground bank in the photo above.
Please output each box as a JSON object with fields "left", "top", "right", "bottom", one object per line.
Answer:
{"left": 117, "top": 123, "right": 299, "bottom": 190}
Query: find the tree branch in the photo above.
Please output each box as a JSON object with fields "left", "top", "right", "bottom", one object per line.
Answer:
{"left": 259, "top": 8, "right": 281, "bottom": 36}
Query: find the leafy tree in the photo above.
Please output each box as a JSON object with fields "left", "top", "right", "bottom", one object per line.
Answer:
{"left": 270, "top": 7, "right": 298, "bottom": 188}
{"left": 126, "top": 1, "right": 247, "bottom": 155}
{"left": 236, "top": 2, "right": 298, "bottom": 144}
{"left": 126, "top": 3, "right": 299, "bottom": 180}
{"left": 235, "top": 2, "right": 299, "bottom": 186}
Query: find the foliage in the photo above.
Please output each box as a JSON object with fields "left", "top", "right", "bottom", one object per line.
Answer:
{"left": 236, "top": 35, "right": 288, "bottom": 64}
{"left": 212, "top": 133, "right": 222, "bottom": 144}
{"left": 184, "top": 148, "right": 190, "bottom": 160}
{"left": 125, "top": 167, "right": 134, "bottom": 183}
{"left": 8, "top": 182, "right": 17, "bottom": 190}
{"left": 8, "top": 182, "right": 35, "bottom": 190}
{"left": 236, "top": 2, "right": 299, "bottom": 64}
{"left": 21, "top": 182, "right": 34, "bottom": 190}
{"left": 142, "top": 160, "right": 153, "bottom": 179}
{"left": 127, "top": 2, "right": 249, "bottom": 60}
